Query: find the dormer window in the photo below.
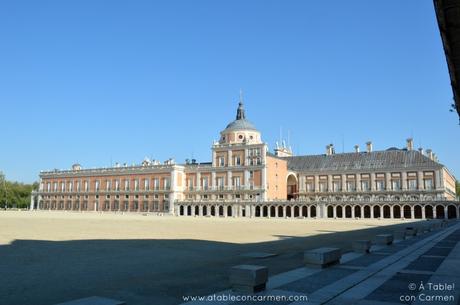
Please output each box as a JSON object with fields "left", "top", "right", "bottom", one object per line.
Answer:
{"left": 238, "top": 135, "right": 243, "bottom": 140}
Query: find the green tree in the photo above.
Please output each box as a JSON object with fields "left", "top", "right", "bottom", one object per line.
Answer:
{"left": 0, "top": 171, "right": 37, "bottom": 209}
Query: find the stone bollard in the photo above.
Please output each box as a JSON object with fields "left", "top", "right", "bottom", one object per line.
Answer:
{"left": 375, "top": 234, "right": 394, "bottom": 245}
{"left": 352, "top": 240, "right": 371, "bottom": 254}
{"left": 229, "top": 265, "right": 268, "bottom": 293}
{"left": 304, "top": 247, "right": 341, "bottom": 268}
{"left": 405, "top": 227, "right": 417, "bottom": 237}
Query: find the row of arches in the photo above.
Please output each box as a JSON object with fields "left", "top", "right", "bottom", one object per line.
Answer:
{"left": 324, "top": 204, "right": 458, "bottom": 219}
{"left": 177, "top": 203, "right": 460, "bottom": 219}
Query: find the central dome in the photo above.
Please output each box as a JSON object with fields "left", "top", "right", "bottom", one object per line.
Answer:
{"left": 224, "top": 117, "right": 258, "bottom": 132}
{"left": 219, "top": 100, "right": 262, "bottom": 144}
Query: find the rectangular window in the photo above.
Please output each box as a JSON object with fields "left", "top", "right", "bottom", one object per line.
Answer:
{"left": 233, "top": 177, "right": 241, "bottom": 189}
{"left": 153, "top": 178, "right": 159, "bottom": 190}
{"left": 346, "top": 181, "right": 356, "bottom": 192}
{"left": 202, "top": 177, "right": 209, "bottom": 190}
{"left": 164, "top": 201, "right": 169, "bottom": 211}
{"left": 333, "top": 181, "right": 341, "bottom": 192}
{"left": 61, "top": 182, "right": 65, "bottom": 192}
{"left": 376, "top": 180, "right": 385, "bottom": 191}
{"left": 219, "top": 156, "right": 225, "bottom": 167}
{"left": 392, "top": 179, "right": 401, "bottom": 191}
{"left": 124, "top": 179, "right": 130, "bottom": 191}
{"left": 95, "top": 180, "right": 100, "bottom": 192}
{"left": 319, "top": 181, "right": 327, "bottom": 192}
{"left": 106, "top": 180, "right": 111, "bottom": 191}
{"left": 53, "top": 182, "right": 58, "bottom": 192}
{"left": 115, "top": 180, "right": 120, "bottom": 191}
{"left": 306, "top": 182, "right": 314, "bottom": 192}
{"left": 134, "top": 179, "right": 139, "bottom": 191}
{"left": 217, "top": 177, "right": 224, "bottom": 190}
{"left": 84, "top": 181, "right": 88, "bottom": 192}
{"left": 408, "top": 179, "right": 417, "bottom": 190}
{"left": 69, "top": 182, "right": 73, "bottom": 192}
{"left": 361, "top": 180, "right": 369, "bottom": 191}
{"left": 164, "top": 178, "right": 170, "bottom": 190}
{"left": 144, "top": 179, "right": 149, "bottom": 190}
{"left": 234, "top": 156, "right": 241, "bottom": 166}
{"left": 424, "top": 179, "right": 433, "bottom": 190}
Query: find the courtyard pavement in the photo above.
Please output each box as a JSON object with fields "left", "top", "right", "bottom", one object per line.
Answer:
{"left": 182, "top": 220, "right": 460, "bottom": 305}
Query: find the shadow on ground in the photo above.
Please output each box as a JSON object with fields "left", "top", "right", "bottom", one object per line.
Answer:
{"left": 0, "top": 220, "right": 431, "bottom": 305}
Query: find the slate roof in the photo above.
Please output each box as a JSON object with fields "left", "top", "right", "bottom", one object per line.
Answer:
{"left": 283, "top": 150, "right": 443, "bottom": 172}
{"left": 223, "top": 118, "right": 258, "bottom": 132}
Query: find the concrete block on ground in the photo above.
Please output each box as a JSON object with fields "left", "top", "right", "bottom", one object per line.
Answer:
{"left": 55, "top": 296, "right": 126, "bottom": 305}
{"left": 375, "top": 234, "right": 394, "bottom": 245}
{"left": 304, "top": 247, "right": 341, "bottom": 268}
{"left": 229, "top": 264, "right": 268, "bottom": 293}
{"left": 352, "top": 240, "right": 371, "bottom": 253}
{"left": 405, "top": 227, "right": 417, "bottom": 236}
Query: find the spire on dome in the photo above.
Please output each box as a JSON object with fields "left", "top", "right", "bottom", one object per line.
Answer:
{"left": 236, "top": 90, "right": 246, "bottom": 120}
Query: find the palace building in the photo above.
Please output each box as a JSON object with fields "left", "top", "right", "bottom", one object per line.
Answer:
{"left": 31, "top": 100, "right": 459, "bottom": 220}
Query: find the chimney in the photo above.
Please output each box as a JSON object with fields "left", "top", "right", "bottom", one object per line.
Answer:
{"left": 406, "top": 138, "right": 413, "bottom": 151}
{"left": 330, "top": 144, "right": 335, "bottom": 155}
{"left": 426, "top": 149, "right": 433, "bottom": 160}
{"left": 366, "top": 141, "right": 373, "bottom": 153}
{"left": 354, "top": 145, "right": 360, "bottom": 153}
{"left": 433, "top": 153, "right": 438, "bottom": 162}
{"left": 326, "top": 144, "right": 331, "bottom": 156}
{"left": 418, "top": 147, "right": 424, "bottom": 155}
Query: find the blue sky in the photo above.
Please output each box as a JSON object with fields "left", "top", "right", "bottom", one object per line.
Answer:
{"left": 0, "top": 0, "right": 458, "bottom": 183}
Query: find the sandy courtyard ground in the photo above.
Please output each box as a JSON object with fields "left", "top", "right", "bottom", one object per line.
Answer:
{"left": 0, "top": 211, "right": 424, "bottom": 305}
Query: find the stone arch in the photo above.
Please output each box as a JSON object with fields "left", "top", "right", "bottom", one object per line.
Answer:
{"left": 286, "top": 206, "right": 292, "bottom": 218}
{"left": 403, "top": 205, "right": 411, "bottom": 219}
{"left": 255, "top": 206, "right": 261, "bottom": 217}
{"left": 354, "top": 205, "right": 361, "bottom": 218}
{"left": 414, "top": 205, "right": 423, "bottom": 219}
{"left": 363, "top": 205, "right": 371, "bottom": 218}
{"left": 211, "top": 206, "right": 216, "bottom": 216}
{"left": 373, "top": 205, "right": 381, "bottom": 218}
{"left": 345, "top": 205, "right": 352, "bottom": 218}
{"left": 179, "top": 205, "right": 184, "bottom": 216}
{"left": 302, "top": 206, "right": 308, "bottom": 217}
{"left": 270, "top": 206, "right": 276, "bottom": 217}
{"left": 203, "top": 205, "right": 208, "bottom": 216}
{"left": 448, "top": 205, "right": 457, "bottom": 219}
{"left": 425, "top": 205, "right": 433, "bottom": 219}
{"left": 287, "top": 173, "right": 298, "bottom": 200}
{"left": 393, "top": 205, "right": 401, "bottom": 218}
{"left": 311, "top": 205, "right": 317, "bottom": 218}
{"left": 294, "top": 206, "right": 300, "bottom": 217}
{"left": 187, "top": 205, "right": 192, "bottom": 216}
{"left": 227, "top": 205, "right": 232, "bottom": 217}
{"left": 262, "top": 205, "right": 268, "bottom": 217}
{"left": 327, "top": 205, "right": 334, "bottom": 218}
{"left": 278, "top": 206, "right": 284, "bottom": 218}
{"left": 194, "top": 206, "right": 199, "bottom": 216}
{"left": 336, "top": 205, "right": 343, "bottom": 218}
{"left": 436, "top": 205, "right": 445, "bottom": 219}
{"left": 383, "top": 205, "right": 391, "bottom": 218}
{"left": 219, "top": 205, "right": 224, "bottom": 216}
